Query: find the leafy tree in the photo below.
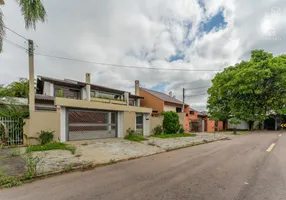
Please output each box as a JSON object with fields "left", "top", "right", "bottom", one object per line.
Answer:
{"left": 0, "top": 78, "right": 29, "bottom": 98}
{"left": 0, "top": 0, "right": 46, "bottom": 52}
{"left": 7, "top": 78, "right": 29, "bottom": 98}
{"left": 208, "top": 50, "right": 286, "bottom": 130}
{"left": 162, "top": 111, "right": 180, "bottom": 134}
{"left": 0, "top": 102, "right": 29, "bottom": 118}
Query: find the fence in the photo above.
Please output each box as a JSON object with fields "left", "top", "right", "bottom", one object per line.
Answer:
{"left": 0, "top": 117, "right": 24, "bottom": 146}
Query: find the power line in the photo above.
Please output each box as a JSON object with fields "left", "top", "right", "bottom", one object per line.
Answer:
{"left": 3, "top": 38, "right": 28, "bottom": 51}
{"left": 185, "top": 93, "right": 208, "bottom": 97}
{"left": 185, "top": 86, "right": 210, "bottom": 90}
{"left": 34, "top": 52, "right": 222, "bottom": 72}
{"left": 3, "top": 25, "right": 28, "bottom": 41}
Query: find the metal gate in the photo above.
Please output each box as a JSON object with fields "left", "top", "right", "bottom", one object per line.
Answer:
{"left": 67, "top": 109, "right": 117, "bottom": 141}
{"left": 0, "top": 117, "right": 24, "bottom": 146}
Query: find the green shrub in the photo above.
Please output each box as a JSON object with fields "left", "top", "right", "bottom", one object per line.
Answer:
{"left": 162, "top": 111, "right": 180, "bottom": 134}
{"left": 124, "top": 128, "right": 147, "bottom": 142}
{"left": 178, "top": 126, "right": 185, "bottom": 133}
{"left": 153, "top": 125, "right": 163, "bottom": 135}
{"left": 124, "top": 135, "right": 147, "bottom": 142}
{"left": 126, "top": 128, "right": 137, "bottom": 137}
{"left": 38, "top": 130, "right": 54, "bottom": 145}
{"left": 23, "top": 153, "right": 43, "bottom": 179}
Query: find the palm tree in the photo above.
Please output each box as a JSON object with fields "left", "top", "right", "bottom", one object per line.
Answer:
{"left": 0, "top": 0, "right": 46, "bottom": 52}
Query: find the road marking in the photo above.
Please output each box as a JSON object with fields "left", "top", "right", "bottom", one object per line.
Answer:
{"left": 279, "top": 134, "right": 282, "bottom": 137}
{"left": 266, "top": 143, "right": 276, "bottom": 152}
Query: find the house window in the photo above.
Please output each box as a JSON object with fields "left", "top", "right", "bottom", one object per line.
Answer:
{"left": 69, "top": 89, "right": 80, "bottom": 99}
{"left": 129, "top": 99, "right": 135, "bottom": 106}
{"left": 136, "top": 113, "right": 143, "bottom": 132}
{"left": 190, "top": 111, "right": 194, "bottom": 115}
{"left": 176, "top": 107, "right": 182, "bottom": 113}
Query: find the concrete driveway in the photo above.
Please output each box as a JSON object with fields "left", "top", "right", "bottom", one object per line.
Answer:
{"left": 33, "top": 138, "right": 164, "bottom": 175}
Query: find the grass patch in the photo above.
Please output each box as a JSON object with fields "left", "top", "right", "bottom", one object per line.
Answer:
{"left": 27, "top": 142, "right": 76, "bottom": 154}
{"left": 153, "top": 133, "right": 196, "bottom": 138}
{"left": 124, "top": 135, "right": 147, "bottom": 142}
{"left": 0, "top": 169, "right": 22, "bottom": 188}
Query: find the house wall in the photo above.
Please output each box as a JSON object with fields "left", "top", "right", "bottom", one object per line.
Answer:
{"left": 150, "top": 115, "right": 164, "bottom": 134}
{"left": 24, "top": 110, "right": 60, "bottom": 145}
{"left": 139, "top": 88, "right": 164, "bottom": 114}
{"left": 178, "top": 113, "right": 189, "bottom": 132}
{"left": 207, "top": 120, "right": 215, "bottom": 132}
{"left": 55, "top": 98, "right": 152, "bottom": 113}
{"left": 164, "top": 104, "right": 177, "bottom": 112}
{"left": 124, "top": 111, "right": 136, "bottom": 136}
{"left": 218, "top": 121, "right": 224, "bottom": 131}
{"left": 189, "top": 111, "right": 199, "bottom": 120}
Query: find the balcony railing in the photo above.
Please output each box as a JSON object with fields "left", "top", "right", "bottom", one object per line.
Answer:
{"left": 91, "top": 97, "right": 127, "bottom": 105}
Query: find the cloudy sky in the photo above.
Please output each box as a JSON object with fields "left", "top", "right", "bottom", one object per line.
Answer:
{"left": 0, "top": 0, "right": 285, "bottom": 111}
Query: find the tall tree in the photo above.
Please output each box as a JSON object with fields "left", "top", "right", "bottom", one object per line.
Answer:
{"left": 0, "top": 0, "right": 46, "bottom": 52}
{"left": 0, "top": 78, "right": 29, "bottom": 98}
{"left": 207, "top": 50, "right": 286, "bottom": 130}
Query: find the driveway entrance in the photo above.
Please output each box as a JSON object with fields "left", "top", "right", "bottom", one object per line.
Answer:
{"left": 67, "top": 108, "right": 117, "bottom": 141}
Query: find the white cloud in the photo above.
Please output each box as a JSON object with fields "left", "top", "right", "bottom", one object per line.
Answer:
{"left": 0, "top": 0, "right": 286, "bottom": 111}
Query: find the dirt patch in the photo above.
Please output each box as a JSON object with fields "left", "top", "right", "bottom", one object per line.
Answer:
{"left": 0, "top": 147, "right": 27, "bottom": 177}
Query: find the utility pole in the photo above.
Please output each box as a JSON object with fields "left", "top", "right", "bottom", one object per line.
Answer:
{"left": 182, "top": 88, "right": 185, "bottom": 112}
{"left": 28, "top": 39, "right": 35, "bottom": 112}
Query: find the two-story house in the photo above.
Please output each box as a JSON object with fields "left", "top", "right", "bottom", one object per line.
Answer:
{"left": 26, "top": 73, "right": 152, "bottom": 144}
{"left": 138, "top": 83, "right": 192, "bottom": 132}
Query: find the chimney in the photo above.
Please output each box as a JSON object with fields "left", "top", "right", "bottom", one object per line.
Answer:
{"left": 169, "top": 91, "right": 173, "bottom": 97}
{"left": 135, "top": 80, "right": 139, "bottom": 96}
{"left": 85, "top": 73, "right": 91, "bottom": 101}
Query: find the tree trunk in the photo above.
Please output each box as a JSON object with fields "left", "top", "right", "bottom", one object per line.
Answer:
{"left": 248, "top": 121, "right": 254, "bottom": 131}
{"left": 233, "top": 127, "right": 237, "bottom": 134}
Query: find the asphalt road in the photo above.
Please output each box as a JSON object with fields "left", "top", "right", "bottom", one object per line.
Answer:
{"left": 1, "top": 132, "right": 286, "bottom": 200}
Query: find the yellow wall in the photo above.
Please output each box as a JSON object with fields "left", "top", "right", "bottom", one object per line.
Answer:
{"left": 150, "top": 115, "right": 164, "bottom": 134}
{"left": 55, "top": 97, "right": 152, "bottom": 113}
{"left": 123, "top": 111, "right": 136, "bottom": 136}
{"left": 24, "top": 110, "right": 60, "bottom": 145}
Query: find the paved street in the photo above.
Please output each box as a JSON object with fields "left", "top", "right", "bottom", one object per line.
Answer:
{"left": 1, "top": 132, "right": 285, "bottom": 200}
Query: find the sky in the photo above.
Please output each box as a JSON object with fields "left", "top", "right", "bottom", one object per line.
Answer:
{"left": 0, "top": 0, "right": 285, "bottom": 111}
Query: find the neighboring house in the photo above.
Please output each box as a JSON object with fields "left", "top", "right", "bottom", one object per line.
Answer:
{"left": 138, "top": 84, "right": 192, "bottom": 132}
{"left": 138, "top": 82, "right": 227, "bottom": 133}
{"left": 25, "top": 74, "right": 152, "bottom": 144}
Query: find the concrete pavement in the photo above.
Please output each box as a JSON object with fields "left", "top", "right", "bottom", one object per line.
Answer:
{"left": 0, "top": 132, "right": 285, "bottom": 200}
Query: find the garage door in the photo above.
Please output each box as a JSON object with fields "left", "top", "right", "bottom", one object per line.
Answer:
{"left": 67, "top": 108, "right": 117, "bottom": 141}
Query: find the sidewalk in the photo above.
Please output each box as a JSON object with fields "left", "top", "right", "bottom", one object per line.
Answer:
{"left": 0, "top": 132, "right": 234, "bottom": 178}
{"left": 146, "top": 132, "right": 232, "bottom": 151}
